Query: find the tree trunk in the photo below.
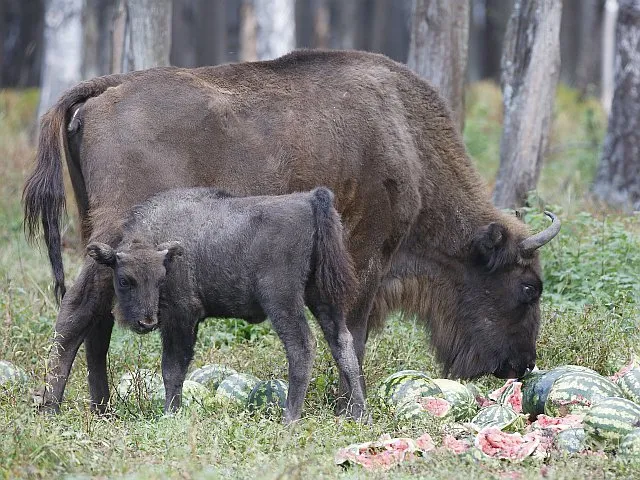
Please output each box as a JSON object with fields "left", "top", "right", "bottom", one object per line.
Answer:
{"left": 575, "top": 0, "right": 603, "bottom": 95}
{"left": 560, "top": 0, "right": 580, "bottom": 85}
{"left": 483, "top": 0, "right": 514, "bottom": 80}
{"left": 83, "top": 0, "right": 116, "bottom": 78}
{"left": 253, "top": 0, "right": 296, "bottom": 60}
{"left": 407, "top": 0, "right": 470, "bottom": 131}
{"left": 239, "top": 0, "right": 257, "bottom": 61}
{"left": 37, "top": 0, "right": 83, "bottom": 122}
{"left": 592, "top": 0, "right": 640, "bottom": 211}
{"left": 170, "top": 0, "right": 198, "bottom": 67}
{"left": 329, "top": 0, "right": 360, "bottom": 50}
{"left": 112, "top": 0, "right": 172, "bottom": 73}
{"left": 493, "top": 0, "right": 562, "bottom": 209}
{"left": 601, "top": 0, "right": 619, "bottom": 113}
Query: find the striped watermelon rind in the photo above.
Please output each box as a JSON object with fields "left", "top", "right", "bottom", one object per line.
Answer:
{"left": 545, "top": 372, "right": 623, "bottom": 417}
{"left": 215, "top": 373, "right": 261, "bottom": 406}
{"left": 117, "top": 369, "right": 163, "bottom": 400}
{"left": 154, "top": 380, "right": 213, "bottom": 408}
{"left": 616, "top": 366, "right": 640, "bottom": 405}
{"left": 554, "top": 427, "right": 587, "bottom": 454}
{"left": 618, "top": 428, "right": 640, "bottom": 457}
{"left": 470, "top": 404, "right": 525, "bottom": 432}
{"left": 386, "top": 377, "right": 443, "bottom": 408}
{"left": 0, "top": 360, "right": 28, "bottom": 385}
{"left": 584, "top": 397, "right": 640, "bottom": 449}
{"left": 247, "top": 379, "right": 288, "bottom": 413}
{"left": 187, "top": 364, "right": 237, "bottom": 391}
{"left": 432, "top": 379, "right": 478, "bottom": 421}
{"left": 395, "top": 396, "right": 452, "bottom": 422}
{"left": 377, "top": 370, "right": 431, "bottom": 399}
{"left": 521, "top": 365, "right": 598, "bottom": 416}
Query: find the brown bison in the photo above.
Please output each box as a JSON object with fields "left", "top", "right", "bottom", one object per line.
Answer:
{"left": 87, "top": 186, "right": 364, "bottom": 423}
{"left": 23, "top": 49, "right": 560, "bottom": 414}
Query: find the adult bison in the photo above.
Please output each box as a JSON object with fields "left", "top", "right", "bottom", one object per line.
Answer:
{"left": 24, "top": 49, "right": 559, "bottom": 414}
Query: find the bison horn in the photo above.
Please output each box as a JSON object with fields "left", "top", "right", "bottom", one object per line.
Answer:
{"left": 519, "top": 211, "right": 561, "bottom": 254}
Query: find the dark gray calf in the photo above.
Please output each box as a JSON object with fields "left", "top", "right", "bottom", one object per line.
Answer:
{"left": 87, "top": 187, "right": 364, "bottom": 423}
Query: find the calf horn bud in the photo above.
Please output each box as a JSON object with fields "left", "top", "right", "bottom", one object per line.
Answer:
{"left": 519, "top": 211, "right": 561, "bottom": 254}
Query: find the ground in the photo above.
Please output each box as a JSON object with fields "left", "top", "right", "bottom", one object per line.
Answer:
{"left": 0, "top": 84, "right": 638, "bottom": 479}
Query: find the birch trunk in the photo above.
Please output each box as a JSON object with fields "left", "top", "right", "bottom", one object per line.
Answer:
{"left": 254, "top": 0, "right": 296, "bottom": 60}
{"left": 601, "top": 0, "right": 619, "bottom": 113}
{"left": 112, "top": 0, "right": 172, "bottom": 73}
{"left": 492, "top": 0, "right": 562, "bottom": 209}
{"left": 593, "top": 0, "right": 640, "bottom": 211}
{"left": 37, "top": 0, "right": 83, "bottom": 122}
{"left": 407, "top": 0, "right": 470, "bottom": 131}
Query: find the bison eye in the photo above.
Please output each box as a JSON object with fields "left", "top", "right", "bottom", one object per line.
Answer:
{"left": 521, "top": 284, "right": 538, "bottom": 303}
{"left": 118, "top": 277, "right": 130, "bottom": 288}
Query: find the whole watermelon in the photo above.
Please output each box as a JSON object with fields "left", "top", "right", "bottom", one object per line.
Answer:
{"left": 0, "top": 360, "right": 28, "bottom": 385}
{"left": 544, "top": 372, "right": 622, "bottom": 417}
{"left": 117, "top": 369, "right": 163, "bottom": 400}
{"left": 154, "top": 380, "right": 213, "bottom": 409}
{"left": 584, "top": 397, "right": 640, "bottom": 449}
{"left": 618, "top": 428, "right": 640, "bottom": 457}
{"left": 216, "top": 373, "right": 261, "bottom": 406}
{"left": 187, "top": 364, "right": 237, "bottom": 391}
{"left": 247, "top": 379, "right": 288, "bottom": 413}
{"left": 614, "top": 362, "right": 640, "bottom": 405}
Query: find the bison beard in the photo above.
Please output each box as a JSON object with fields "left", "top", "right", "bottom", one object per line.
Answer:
{"left": 23, "top": 49, "right": 559, "bottom": 413}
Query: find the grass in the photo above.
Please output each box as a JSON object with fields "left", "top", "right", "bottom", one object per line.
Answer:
{"left": 1, "top": 85, "right": 639, "bottom": 479}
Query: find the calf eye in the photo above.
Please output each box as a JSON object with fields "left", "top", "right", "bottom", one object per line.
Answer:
{"left": 118, "top": 277, "right": 130, "bottom": 288}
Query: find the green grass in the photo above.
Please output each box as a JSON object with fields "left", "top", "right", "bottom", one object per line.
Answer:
{"left": 1, "top": 86, "right": 639, "bottom": 479}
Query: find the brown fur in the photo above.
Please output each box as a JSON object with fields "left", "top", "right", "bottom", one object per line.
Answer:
{"left": 23, "top": 50, "right": 555, "bottom": 413}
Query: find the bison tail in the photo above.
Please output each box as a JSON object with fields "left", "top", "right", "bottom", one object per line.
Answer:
{"left": 23, "top": 74, "right": 129, "bottom": 303}
{"left": 311, "top": 187, "right": 357, "bottom": 308}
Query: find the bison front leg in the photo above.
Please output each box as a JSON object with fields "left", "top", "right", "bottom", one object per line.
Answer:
{"left": 40, "top": 260, "right": 114, "bottom": 413}
{"left": 160, "top": 319, "right": 197, "bottom": 413}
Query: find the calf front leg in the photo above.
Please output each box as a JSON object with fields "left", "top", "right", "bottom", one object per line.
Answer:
{"left": 40, "top": 260, "right": 113, "bottom": 413}
{"left": 160, "top": 319, "right": 197, "bottom": 413}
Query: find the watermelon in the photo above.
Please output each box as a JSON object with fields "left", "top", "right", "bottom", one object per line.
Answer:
{"left": 618, "top": 428, "right": 640, "bottom": 457}
{"left": 470, "top": 404, "right": 524, "bottom": 432}
{"left": 614, "top": 363, "right": 640, "bottom": 405}
{"left": 377, "top": 370, "right": 431, "bottom": 399}
{"left": 215, "top": 373, "right": 261, "bottom": 405}
{"left": 117, "top": 369, "right": 163, "bottom": 400}
{"left": 187, "top": 364, "right": 237, "bottom": 390}
{"left": 584, "top": 397, "right": 640, "bottom": 449}
{"left": 432, "top": 379, "right": 478, "bottom": 421}
{"left": 155, "top": 380, "right": 213, "bottom": 408}
{"left": 521, "top": 365, "right": 598, "bottom": 416}
{"left": 379, "top": 373, "right": 442, "bottom": 408}
{"left": 475, "top": 427, "right": 540, "bottom": 461}
{"left": 545, "top": 372, "right": 623, "bottom": 417}
{"left": 555, "top": 427, "right": 587, "bottom": 454}
{"left": 494, "top": 380, "right": 523, "bottom": 413}
{"left": 395, "top": 396, "right": 452, "bottom": 422}
{"left": 0, "top": 360, "right": 28, "bottom": 385}
{"left": 247, "top": 379, "right": 288, "bottom": 413}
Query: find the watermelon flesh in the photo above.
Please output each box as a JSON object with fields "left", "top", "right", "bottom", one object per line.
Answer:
{"left": 335, "top": 434, "right": 434, "bottom": 471}
{"left": 475, "top": 427, "right": 540, "bottom": 461}
{"left": 417, "top": 396, "right": 451, "bottom": 417}
{"left": 442, "top": 434, "right": 472, "bottom": 454}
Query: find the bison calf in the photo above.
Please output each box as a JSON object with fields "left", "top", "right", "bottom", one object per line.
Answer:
{"left": 87, "top": 187, "right": 364, "bottom": 423}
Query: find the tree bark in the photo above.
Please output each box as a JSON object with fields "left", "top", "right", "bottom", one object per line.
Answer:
{"left": 329, "top": 0, "right": 360, "bottom": 50}
{"left": 575, "top": 0, "right": 603, "bottom": 95}
{"left": 493, "top": 0, "right": 562, "bottom": 209}
{"left": 593, "top": 0, "right": 640, "bottom": 211}
{"left": 112, "top": 0, "right": 172, "bottom": 73}
{"left": 170, "top": 0, "right": 198, "bottom": 67}
{"left": 253, "top": 0, "right": 296, "bottom": 60}
{"left": 601, "top": 0, "right": 619, "bottom": 113}
{"left": 83, "top": 0, "right": 116, "bottom": 78}
{"left": 407, "top": 0, "right": 470, "bottom": 131}
{"left": 37, "top": 0, "right": 83, "bottom": 122}
{"left": 239, "top": 0, "right": 257, "bottom": 61}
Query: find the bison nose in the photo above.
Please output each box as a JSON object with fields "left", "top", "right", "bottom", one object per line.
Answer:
{"left": 139, "top": 317, "right": 158, "bottom": 330}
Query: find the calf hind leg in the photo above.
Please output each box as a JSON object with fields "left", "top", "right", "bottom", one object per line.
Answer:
{"left": 264, "top": 303, "right": 315, "bottom": 425}
{"left": 310, "top": 303, "right": 366, "bottom": 421}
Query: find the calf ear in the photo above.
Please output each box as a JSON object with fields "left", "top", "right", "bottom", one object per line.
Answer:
{"left": 157, "top": 241, "right": 184, "bottom": 265}
{"left": 87, "top": 242, "right": 116, "bottom": 267}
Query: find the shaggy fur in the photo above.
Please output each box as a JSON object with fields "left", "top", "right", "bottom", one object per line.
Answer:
{"left": 23, "top": 50, "right": 558, "bottom": 413}
{"left": 87, "top": 187, "right": 362, "bottom": 423}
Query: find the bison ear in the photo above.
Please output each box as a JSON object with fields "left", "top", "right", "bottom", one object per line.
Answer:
{"left": 87, "top": 242, "right": 116, "bottom": 267}
{"left": 158, "top": 241, "right": 184, "bottom": 265}
{"left": 471, "top": 223, "right": 509, "bottom": 268}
